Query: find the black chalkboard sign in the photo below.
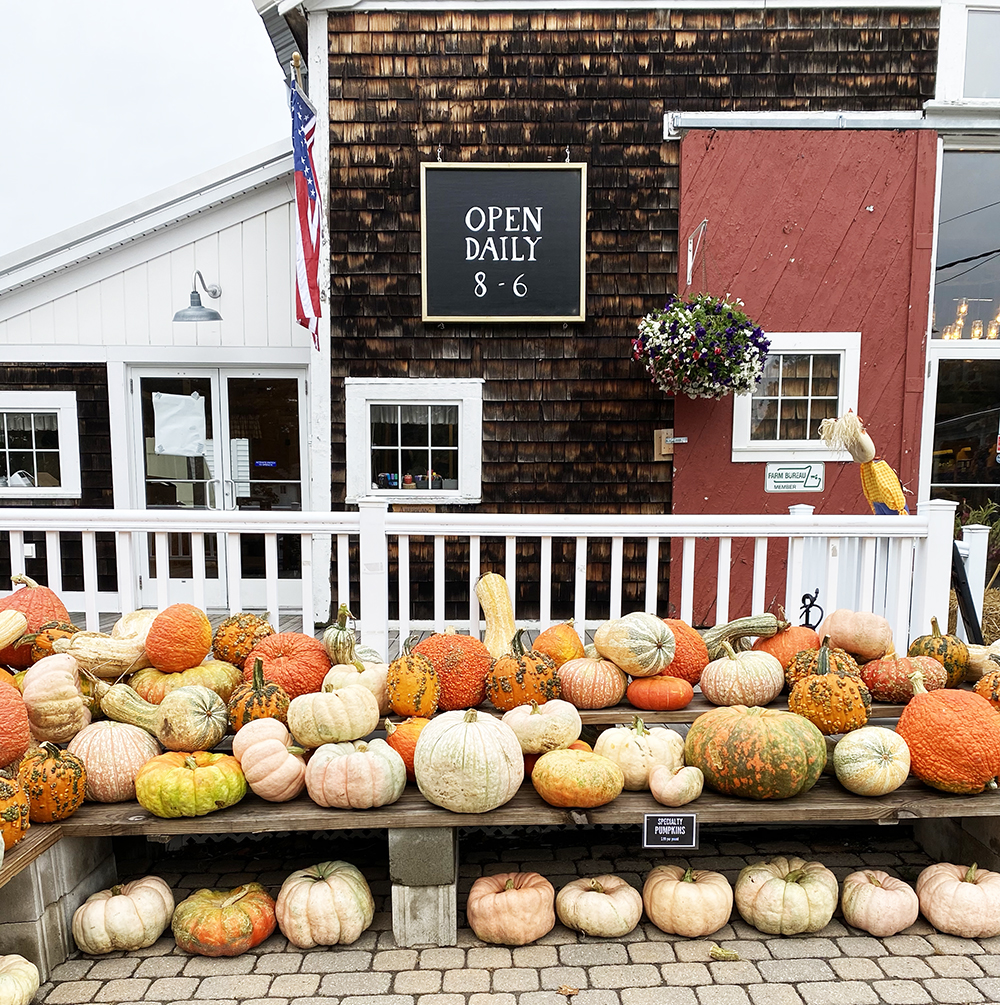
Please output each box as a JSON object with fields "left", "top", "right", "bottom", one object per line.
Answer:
{"left": 421, "top": 163, "right": 587, "bottom": 322}
{"left": 642, "top": 813, "right": 699, "bottom": 850}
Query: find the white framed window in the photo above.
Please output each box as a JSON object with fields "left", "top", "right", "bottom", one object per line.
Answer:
{"left": 344, "top": 378, "right": 484, "bottom": 503}
{"left": 935, "top": 0, "right": 1000, "bottom": 103}
{"left": 0, "top": 391, "right": 82, "bottom": 498}
{"left": 731, "top": 333, "right": 861, "bottom": 463}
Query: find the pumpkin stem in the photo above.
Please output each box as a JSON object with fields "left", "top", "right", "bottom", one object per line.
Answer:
{"left": 720, "top": 641, "right": 739, "bottom": 661}
{"left": 631, "top": 716, "right": 650, "bottom": 736}
{"left": 682, "top": 868, "right": 696, "bottom": 883}
{"left": 965, "top": 863, "right": 979, "bottom": 883}
{"left": 529, "top": 700, "right": 542, "bottom": 714}
{"left": 504, "top": 878, "right": 516, "bottom": 891}
{"left": 184, "top": 756, "right": 198, "bottom": 770}
{"left": 815, "top": 637, "right": 834, "bottom": 676}
{"left": 110, "top": 885, "right": 124, "bottom": 897}
{"left": 865, "top": 873, "right": 883, "bottom": 887}
{"left": 384, "top": 719, "right": 396, "bottom": 736}
{"left": 39, "top": 741, "right": 61, "bottom": 759}
{"left": 511, "top": 629, "right": 528, "bottom": 658}
{"left": 251, "top": 657, "right": 265, "bottom": 691}
{"left": 335, "top": 603, "right": 352, "bottom": 630}
{"left": 286, "top": 746, "right": 307, "bottom": 757}
{"left": 930, "top": 616, "right": 942, "bottom": 639}
{"left": 10, "top": 573, "right": 40, "bottom": 590}
{"left": 463, "top": 708, "right": 479, "bottom": 723}
{"left": 219, "top": 885, "right": 253, "bottom": 908}
{"left": 589, "top": 879, "right": 605, "bottom": 894}
{"left": 402, "top": 633, "right": 421, "bottom": 656}
{"left": 785, "top": 870, "right": 806, "bottom": 884}
{"left": 908, "top": 670, "right": 928, "bottom": 696}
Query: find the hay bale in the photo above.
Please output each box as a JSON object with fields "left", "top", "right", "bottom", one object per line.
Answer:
{"left": 948, "top": 586, "right": 1000, "bottom": 644}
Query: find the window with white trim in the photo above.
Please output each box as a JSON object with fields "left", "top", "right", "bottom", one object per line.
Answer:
{"left": 935, "top": 0, "right": 1000, "bottom": 103}
{"left": 731, "top": 333, "right": 860, "bottom": 463}
{"left": 0, "top": 391, "right": 82, "bottom": 498}
{"left": 344, "top": 378, "right": 483, "bottom": 503}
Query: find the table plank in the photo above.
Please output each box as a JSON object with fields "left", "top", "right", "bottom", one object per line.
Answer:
{"left": 0, "top": 824, "right": 63, "bottom": 890}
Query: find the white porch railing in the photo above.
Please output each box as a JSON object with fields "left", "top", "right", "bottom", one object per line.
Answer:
{"left": 0, "top": 499, "right": 976, "bottom": 659}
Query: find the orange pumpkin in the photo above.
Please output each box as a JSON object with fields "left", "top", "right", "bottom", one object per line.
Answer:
{"left": 385, "top": 639, "right": 440, "bottom": 718}
{"left": 974, "top": 669, "right": 1000, "bottom": 710}
{"left": 787, "top": 641, "right": 872, "bottom": 735}
{"left": 13, "top": 620, "right": 82, "bottom": 665}
{"left": 897, "top": 671, "right": 1000, "bottom": 794}
{"left": 557, "top": 656, "right": 628, "bottom": 709}
{"left": 171, "top": 883, "right": 277, "bottom": 957}
{"left": 211, "top": 613, "right": 275, "bottom": 669}
{"left": 531, "top": 622, "right": 586, "bottom": 668}
{"left": 384, "top": 716, "right": 431, "bottom": 782}
{"left": 412, "top": 631, "right": 492, "bottom": 711}
{"left": 18, "top": 741, "right": 87, "bottom": 823}
{"left": 243, "top": 633, "right": 332, "bottom": 700}
{"left": 0, "top": 680, "right": 30, "bottom": 768}
{"left": 860, "top": 653, "right": 948, "bottom": 703}
{"left": 661, "top": 619, "right": 710, "bottom": 685}
{"left": 0, "top": 774, "right": 30, "bottom": 849}
{"left": 751, "top": 618, "right": 821, "bottom": 669}
{"left": 145, "top": 604, "right": 213, "bottom": 673}
{"left": 626, "top": 675, "right": 694, "bottom": 711}
{"left": 785, "top": 637, "right": 860, "bottom": 691}
{"left": 485, "top": 630, "right": 561, "bottom": 712}
{"left": 228, "top": 657, "right": 291, "bottom": 730}
{"left": 531, "top": 748, "right": 625, "bottom": 807}
{"left": 0, "top": 575, "right": 71, "bottom": 670}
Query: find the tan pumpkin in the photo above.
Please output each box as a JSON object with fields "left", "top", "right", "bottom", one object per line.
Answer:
{"left": 698, "top": 643, "right": 784, "bottom": 707}
{"left": 818, "top": 608, "right": 893, "bottom": 662}
{"left": 840, "top": 870, "right": 919, "bottom": 937}
{"left": 466, "top": 872, "right": 556, "bottom": 946}
{"left": 735, "top": 856, "right": 839, "bottom": 935}
{"left": 592, "top": 716, "right": 684, "bottom": 790}
{"left": 649, "top": 764, "right": 704, "bottom": 807}
{"left": 556, "top": 875, "right": 643, "bottom": 937}
{"left": 286, "top": 684, "right": 380, "bottom": 749}
{"left": 304, "top": 738, "right": 406, "bottom": 809}
{"left": 643, "top": 865, "right": 733, "bottom": 937}
{"left": 916, "top": 862, "right": 1000, "bottom": 938}
{"left": 556, "top": 656, "right": 628, "bottom": 709}
{"left": 501, "top": 698, "right": 582, "bottom": 754}
{"left": 275, "top": 860, "right": 375, "bottom": 948}
{"left": 231, "top": 717, "right": 306, "bottom": 802}
{"left": 72, "top": 876, "right": 175, "bottom": 954}
{"left": 0, "top": 955, "right": 39, "bottom": 1005}
{"left": 67, "top": 720, "right": 162, "bottom": 803}
{"left": 322, "top": 661, "right": 390, "bottom": 715}
{"left": 593, "top": 612, "right": 675, "bottom": 677}
{"left": 20, "top": 652, "right": 92, "bottom": 743}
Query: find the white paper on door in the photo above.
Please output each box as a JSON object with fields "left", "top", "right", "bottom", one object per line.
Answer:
{"left": 152, "top": 391, "right": 207, "bottom": 457}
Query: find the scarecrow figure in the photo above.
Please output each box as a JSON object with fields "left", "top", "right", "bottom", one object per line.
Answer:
{"left": 819, "top": 412, "right": 909, "bottom": 515}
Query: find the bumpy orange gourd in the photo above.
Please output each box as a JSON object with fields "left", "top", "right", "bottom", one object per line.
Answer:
{"left": 243, "top": 633, "right": 331, "bottom": 700}
{"left": 660, "top": 619, "right": 710, "bottom": 685}
{"left": 486, "top": 630, "right": 561, "bottom": 712}
{"left": 228, "top": 657, "right": 291, "bottom": 730}
{"left": 412, "top": 631, "right": 492, "bottom": 711}
{"left": 385, "top": 639, "right": 440, "bottom": 718}
{"left": 384, "top": 716, "right": 431, "bottom": 782}
{"left": 18, "top": 741, "right": 87, "bottom": 823}
{"left": 896, "top": 671, "right": 1000, "bottom": 794}
{"left": 860, "top": 653, "right": 948, "bottom": 703}
{"left": 907, "top": 616, "right": 970, "bottom": 688}
{"left": 531, "top": 622, "right": 586, "bottom": 668}
{"left": 145, "top": 604, "right": 213, "bottom": 673}
{"left": 0, "top": 681, "right": 30, "bottom": 769}
{"left": 788, "top": 641, "right": 872, "bottom": 735}
{"left": 14, "top": 620, "right": 82, "bottom": 665}
{"left": 0, "top": 775, "right": 30, "bottom": 849}
{"left": 0, "top": 575, "right": 71, "bottom": 670}
{"left": 974, "top": 669, "right": 1000, "bottom": 710}
{"left": 211, "top": 613, "right": 275, "bottom": 669}
{"left": 785, "top": 637, "right": 860, "bottom": 691}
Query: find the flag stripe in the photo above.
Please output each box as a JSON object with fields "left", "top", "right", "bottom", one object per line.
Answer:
{"left": 292, "top": 81, "right": 322, "bottom": 350}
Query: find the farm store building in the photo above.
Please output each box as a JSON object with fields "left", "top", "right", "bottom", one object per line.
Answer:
{"left": 261, "top": 0, "right": 1000, "bottom": 621}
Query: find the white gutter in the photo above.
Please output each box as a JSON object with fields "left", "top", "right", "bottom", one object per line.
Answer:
{"left": 664, "top": 110, "right": 928, "bottom": 140}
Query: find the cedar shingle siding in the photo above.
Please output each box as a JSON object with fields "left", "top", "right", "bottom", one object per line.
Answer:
{"left": 325, "top": 9, "right": 937, "bottom": 620}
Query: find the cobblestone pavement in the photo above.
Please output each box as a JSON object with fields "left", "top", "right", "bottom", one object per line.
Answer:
{"left": 36, "top": 823, "right": 1000, "bottom": 1005}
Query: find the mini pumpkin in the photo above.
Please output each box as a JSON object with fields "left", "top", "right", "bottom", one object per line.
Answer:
{"left": 466, "top": 872, "right": 556, "bottom": 945}
{"left": 14, "top": 619, "right": 82, "bottom": 665}
{"left": 485, "top": 629, "right": 561, "bottom": 711}
{"left": 649, "top": 764, "right": 704, "bottom": 807}
{"left": 907, "top": 616, "right": 970, "bottom": 688}
{"left": 18, "top": 740, "right": 87, "bottom": 822}
{"left": 172, "top": 883, "right": 277, "bottom": 957}
{"left": 787, "top": 639, "right": 872, "bottom": 735}
{"left": 974, "top": 667, "right": 1000, "bottom": 710}
{"left": 643, "top": 865, "right": 733, "bottom": 937}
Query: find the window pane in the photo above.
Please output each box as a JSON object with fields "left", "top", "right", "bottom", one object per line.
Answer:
{"left": 750, "top": 398, "right": 777, "bottom": 440}
{"left": 400, "top": 405, "right": 428, "bottom": 447}
{"left": 757, "top": 356, "right": 781, "bottom": 396}
{"left": 6, "top": 414, "right": 32, "bottom": 449}
{"left": 811, "top": 356, "right": 840, "bottom": 395}
{"left": 33, "top": 413, "right": 59, "bottom": 449}
{"left": 965, "top": 10, "right": 1000, "bottom": 98}
{"left": 780, "top": 398, "right": 809, "bottom": 440}
{"left": 401, "top": 448, "right": 431, "bottom": 483}
{"left": 809, "top": 398, "right": 839, "bottom": 439}
{"left": 10, "top": 453, "right": 35, "bottom": 480}
{"left": 931, "top": 358, "right": 1000, "bottom": 486}
{"left": 431, "top": 449, "right": 458, "bottom": 482}
{"left": 35, "top": 452, "right": 61, "bottom": 486}
{"left": 371, "top": 449, "right": 399, "bottom": 488}
{"left": 430, "top": 405, "right": 458, "bottom": 447}
{"left": 370, "top": 405, "right": 398, "bottom": 446}
{"left": 780, "top": 355, "right": 810, "bottom": 397}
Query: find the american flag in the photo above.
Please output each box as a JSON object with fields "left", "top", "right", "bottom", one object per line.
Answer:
{"left": 292, "top": 79, "right": 322, "bottom": 350}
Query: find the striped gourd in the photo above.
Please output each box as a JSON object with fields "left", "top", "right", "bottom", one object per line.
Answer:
{"left": 593, "top": 613, "right": 675, "bottom": 677}
{"left": 832, "top": 726, "right": 910, "bottom": 796}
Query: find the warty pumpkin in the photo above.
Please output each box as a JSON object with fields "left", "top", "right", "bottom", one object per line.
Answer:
{"left": 72, "top": 875, "right": 175, "bottom": 955}
{"left": 485, "top": 629, "right": 561, "bottom": 711}
{"left": 243, "top": 632, "right": 332, "bottom": 700}
{"left": 532, "top": 620, "right": 586, "bottom": 668}
{"left": 13, "top": 618, "right": 80, "bottom": 666}
{"left": 211, "top": 612, "right": 274, "bottom": 668}
{"left": 227, "top": 656, "right": 290, "bottom": 730}
{"left": 787, "top": 640, "right": 872, "bottom": 735}
{"left": 18, "top": 740, "right": 87, "bottom": 822}
{"left": 860, "top": 652, "right": 948, "bottom": 703}
{"left": 660, "top": 618, "right": 710, "bottom": 684}
{"left": 896, "top": 670, "right": 1000, "bottom": 794}
{"left": 67, "top": 720, "right": 162, "bottom": 803}
{"left": 556, "top": 656, "right": 628, "bottom": 709}
{"left": 412, "top": 630, "right": 492, "bottom": 711}
{"left": 144, "top": 603, "right": 213, "bottom": 673}
{"left": 593, "top": 612, "right": 675, "bottom": 677}
{"left": 466, "top": 872, "right": 556, "bottom": 946}
{"left": 785, "top": 638, "right": 860, "bottom": 691}
{"left": 172, "top": 883, "right": 277, "bottom": 957}
{"left": 974, "top": 667, "right": 1000, "bottom": 710}
{"left": 385, "top": 637, "right": 440, "bottom": 718}
{"left": 684, "top": 705, "right": 827, "bottom": 800}
{"left": 0, "top": 574, "right": 71, "bottom": 670}
{"left": 0, "top": 775, "right": 30, "bottom": 850}
{"left": 907, "top": 616, "right": 970, "bottom": 687}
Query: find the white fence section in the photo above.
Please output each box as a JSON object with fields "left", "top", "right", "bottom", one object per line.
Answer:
{"left": 0, "top": 499, "right": 977, "bottom": 659}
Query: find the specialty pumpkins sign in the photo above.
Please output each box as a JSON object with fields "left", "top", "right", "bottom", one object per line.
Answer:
{"left": 420, "top": 163, "right": 587, "bottom": 323}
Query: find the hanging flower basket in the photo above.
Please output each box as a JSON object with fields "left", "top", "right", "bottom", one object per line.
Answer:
{"left": 632, "top": 293, "right": 770, "bottom": 400}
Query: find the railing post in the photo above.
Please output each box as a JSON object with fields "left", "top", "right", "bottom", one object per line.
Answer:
{"left": 960, "top": 523, "right": 990, "bottom": 639}
{"left": 915, "top": 499, "right": 958, "bottom": 642}
{"left": 785, "top": 504, "right": 813, "bottom": 621}
{"left": 357, "top": 499, "right": 390, "bottom": 660}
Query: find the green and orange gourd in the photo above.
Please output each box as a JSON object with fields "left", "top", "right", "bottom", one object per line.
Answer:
{"left": 787, "top": 637, "right": 872, "bottom": 735}
{"left": 485, "top": 630, "right": 561, "bottom": 711}
{"left": 907, "top": 616, "right": 970, "bottom": 687}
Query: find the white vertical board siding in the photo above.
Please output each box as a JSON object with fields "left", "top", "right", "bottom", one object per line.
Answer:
{"left": 0, "top": 203, "right": 293, "bottom": 352}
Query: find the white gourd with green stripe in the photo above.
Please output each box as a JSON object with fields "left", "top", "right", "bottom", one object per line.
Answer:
{"left": 593, "top": 612, "right": 675, "bottom": 677}
{"left": 832, "top": 726, "right": 911, "bottom": 797}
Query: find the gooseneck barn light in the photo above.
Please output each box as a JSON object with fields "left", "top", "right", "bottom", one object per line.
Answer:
{"left": 172, "top": 271, "right": 223, "bottom": 322}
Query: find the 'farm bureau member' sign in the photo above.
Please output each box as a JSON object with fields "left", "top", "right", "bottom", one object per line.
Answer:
{"left": 421, "top": 163, "right": 587, "bottom": 323}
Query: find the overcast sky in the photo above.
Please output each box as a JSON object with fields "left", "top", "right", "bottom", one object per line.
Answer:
{"left": 0, "top": 0, "right": 290, "bottom": 259}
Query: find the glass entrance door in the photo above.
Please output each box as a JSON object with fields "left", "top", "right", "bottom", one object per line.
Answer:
{"left": 131, "top": 368, "right": 307, "bottom": 610}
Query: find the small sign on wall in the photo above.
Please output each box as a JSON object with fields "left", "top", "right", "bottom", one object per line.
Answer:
{"left": 643, "top": 813, "right": 698, "bottom": 850}
{"left": 764, "top": 462, "right": 825, "bottom": 493}
{"left": 421, "top": 163, "right": 587, "bottom": 322}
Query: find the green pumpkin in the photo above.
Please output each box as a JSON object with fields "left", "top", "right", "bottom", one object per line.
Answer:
{"left": 907, "top": 616, "right": 970, "bottom": 687}
{"left": 134, "top": 751, "right": 246, "bottom": 818}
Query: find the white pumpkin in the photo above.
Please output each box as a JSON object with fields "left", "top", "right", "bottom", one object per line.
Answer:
{"left": 275, "top": 860, "right": 375, "bottom": 948}
{"left": 643, "top": 865, "right": 734, "bottom": 937}
{"left": 287, "top": 684, "right": 380, "bottom": 748}
{"left": 593, "top": 612, "right": 675, "bottom": 677}
{"left": 502, "top": 699, "right": 582, "bottom": 753}
{"left": 67, "top": 720, "right": 162, "bottom": 803}
{"left": 322, "top": 662, "right": 390, "bottom": 714}
{"left": 592, "top": 717, "right": 684, "bottom": 790}
{"left": 0, "top": 955, "right": 39, "bottom": 1005}
{"left": 833, "top": 726, "right": 910, "bottom": 796}
{"left": 649, "top": 764, "right": 704, "bottom": 807}
{"left": 71, "top": 876, "right": 175, "bottom": 954}
{"left": 556, "top": 875, "right": 643, "bottom": 937}
{"left": 916, "top": 862, "right": 1000, "bottom": 938}
{"left": 735, "top": 856, "right": 840, "bottom": 935}
{"left": 305, "top": 738, "right": 406, "bottom": 809}
{"left": 413, "top": 708, "right": 524, "bottom": 813}
{"left": 840, "top": 870, "right": 919, "bottom": 937}
{"left": 698, "top": 643, "right": 784, "bottom": 707}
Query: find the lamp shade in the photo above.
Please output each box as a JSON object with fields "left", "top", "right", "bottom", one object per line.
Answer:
{"left": 173, "top": 290, "right": 222, "bottom": 323}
